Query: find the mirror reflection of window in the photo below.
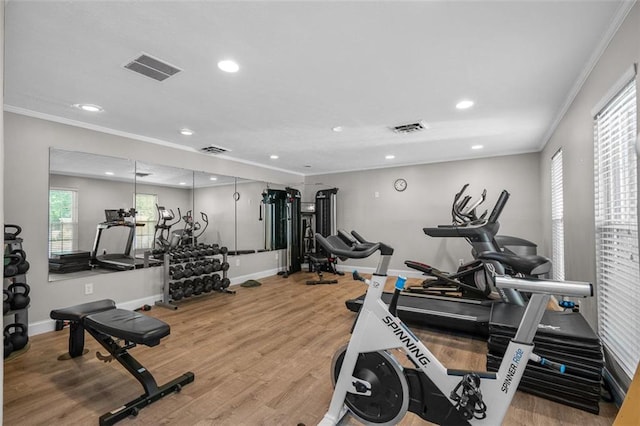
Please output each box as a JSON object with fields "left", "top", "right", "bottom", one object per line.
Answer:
{"left": 135, "top": 193, "right": 158, "bottom": 250}
{"left": 49, "top": 188, "right": 78, "bottom": 255}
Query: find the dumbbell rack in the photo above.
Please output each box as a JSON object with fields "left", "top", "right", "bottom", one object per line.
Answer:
{"left": 156, "top": 245, "right": 235, "bottom": 310}
{"left": 4, "top": 237, "right": 29, "bottom": 358}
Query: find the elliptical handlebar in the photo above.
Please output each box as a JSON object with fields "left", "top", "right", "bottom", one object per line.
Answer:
{"left": 451, "top": 185, "right": 488, "bottom": 225}
{"left": 487, "top": 190, "right": 510, "bottom": 224}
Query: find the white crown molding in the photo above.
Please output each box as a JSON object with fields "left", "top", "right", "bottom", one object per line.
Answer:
{"left": 538, "top": 0, "right": 637, "bottom": 150}
{"left": 4, "top": 105, "right": 304, "bottom": 176}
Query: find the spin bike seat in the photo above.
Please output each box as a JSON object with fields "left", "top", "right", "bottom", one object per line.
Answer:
{"left": 477, "top": 251, "right": 551, "bottom": 276}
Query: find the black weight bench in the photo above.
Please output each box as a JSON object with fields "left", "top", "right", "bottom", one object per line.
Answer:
{"left": 50, "top": 299, "right": 194, "bottom": 425}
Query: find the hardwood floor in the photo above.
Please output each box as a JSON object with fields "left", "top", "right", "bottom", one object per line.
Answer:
{"left": 4, "top": 273, "right": 617, "bottom": 425}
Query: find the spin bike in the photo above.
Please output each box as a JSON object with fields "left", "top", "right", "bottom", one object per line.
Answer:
{"left": 316, "top": 231, "right": 592, "bottom": 426}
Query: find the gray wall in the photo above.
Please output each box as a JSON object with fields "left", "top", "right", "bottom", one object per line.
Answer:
{"left": 4, "top": 112, "right": 300, "bottom": 326}
{"left": 306, "top": 153, "right": 542, "bottom": 274}
{"left": 540, "top": 3, "right": 640, "bottom": 331}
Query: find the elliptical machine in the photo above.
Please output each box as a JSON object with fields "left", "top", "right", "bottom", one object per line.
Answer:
{"left": 153, "top": 205, "right": 181, "bottom": 252}
{"left": 170, "top": 210, "right": 209, "bottom": 247}
{"left": 405, "top": 186, "right": 551, "bottom": 301}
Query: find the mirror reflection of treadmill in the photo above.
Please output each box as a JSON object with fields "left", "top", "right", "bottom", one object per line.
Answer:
{"left": 91, "top": 209, "right": 147, "bottom": 271}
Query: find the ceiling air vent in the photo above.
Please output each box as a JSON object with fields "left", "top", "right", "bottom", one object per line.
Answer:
{"left": 201, "top": 145, "right": 229, "bottom": 155}
{"left": 391, "top": 121, "right": 428, "bottom": 134}
{"left": 124, "top": 53, "right": 181, "bottom": 82}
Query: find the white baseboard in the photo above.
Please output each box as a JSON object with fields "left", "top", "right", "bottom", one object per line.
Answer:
{"left": 29, "top": 269, "right": 283, "bottom": 336}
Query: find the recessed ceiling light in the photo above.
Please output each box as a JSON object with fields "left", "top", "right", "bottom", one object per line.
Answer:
{"left": 332, "top": 126, "right": 344, "bottom": 132}
{"left": 472, "top": 145, "right": 484, "bottom": 150}
{"left": 73, "top": 103, "right": 103, "bottom": 112}
{"left": 456, "top": 100, "right": 474, "bottom": 110}
{"left": 385, "top": 155, "right": 395, "bottom": 160}
{"left": 180, "top": 128, "right": 194, "bottom": 136}
{"left": 209, "top": 177, "right": 217, "bottom": 181}
{"left": 270, "top": 155, "right": 279, "bottom": 160}
{"left": 218, "top": 60, "right": 239, "bottom": 73}
{"left": 104, "top": 171, "right": 114, "bottom": 176}
{"left": 179, "top": 182, "right": 187, "bottom": 186}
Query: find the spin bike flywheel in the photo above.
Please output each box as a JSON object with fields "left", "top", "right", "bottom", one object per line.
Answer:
{"left": 331, "top": 345, "right": 409, "bottom": 425}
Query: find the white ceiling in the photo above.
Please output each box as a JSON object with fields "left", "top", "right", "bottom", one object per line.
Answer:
{"left": 5, "top": 1, "right": 633, "bottom": 176}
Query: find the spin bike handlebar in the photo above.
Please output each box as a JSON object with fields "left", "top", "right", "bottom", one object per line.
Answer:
{"left": 315, "top": 231, "right": 392, "bottom": 259}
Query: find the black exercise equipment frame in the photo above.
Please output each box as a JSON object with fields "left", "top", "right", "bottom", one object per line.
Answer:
{"left": 86, "top": 325, "right": 195, "bottom": 425}
{"left": 52, "top": 301, "right": 194, "bottom": 425}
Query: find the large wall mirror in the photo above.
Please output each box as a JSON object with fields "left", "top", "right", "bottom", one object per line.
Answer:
{"left": 48, "top": 148, "right": 196, "bottom": 281}
{"left": 48, "top": 148, "right": 298, "bottom": 282}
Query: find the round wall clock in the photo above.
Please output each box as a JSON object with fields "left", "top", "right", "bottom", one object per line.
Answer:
{"left": 394, "top": 178, "right": 407, "bottom": 192}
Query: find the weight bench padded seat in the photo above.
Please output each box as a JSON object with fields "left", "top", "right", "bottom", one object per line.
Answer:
{"left": 50, "top": 299, "right": 194, "bottom": 426}
{"left": 50, "top": 298, "right": 116, "bottom": 322}
{"left": 84, "top": 309, "right": 169, "bottom": 347}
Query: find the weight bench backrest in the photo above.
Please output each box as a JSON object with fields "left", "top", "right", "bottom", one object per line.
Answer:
{"left": 84, "top": 309, "right": 170, "bottom": 347}
{"left": 50, "top": 299, "right": 117, "bottom": 322}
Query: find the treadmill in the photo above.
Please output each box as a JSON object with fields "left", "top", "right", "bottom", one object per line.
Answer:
{"left": 344, "top": 192, "right": 551, "bottom": 336}
{"left": 91, "top": 209, "right": 147, "bottom": 271}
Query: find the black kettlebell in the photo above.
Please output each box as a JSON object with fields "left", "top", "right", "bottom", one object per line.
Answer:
{"left": 3, "top": 290, "right": 13, "bottom": 315}
{"left": 12, "top": 249, "right": 30, "bottom": 274}
{"left": 4, "top": 224, "right": 22, "bottom": 241}
{"left": 5, "top": 323, "right": 28, "bottom": 351}
{"left": 8, "top": 282, "right": 30, "bottom": 310}
{"left": 4, "top": 254, "right": 21, "bottom": 277}
{"left": 4, "top": 331, "right": 13, "bottom": 359}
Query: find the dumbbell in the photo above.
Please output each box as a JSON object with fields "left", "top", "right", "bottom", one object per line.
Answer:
{"left": 195, "top": 263, "right": 206, "bottom": 276}
{"left": 183, "top": 280, "right": 194, "bottom": 298}
{"left": 203, "top": 260, "right": 214, "bottom": 274}
{"left": 170, "top": 265, "right": 184, "bottom": 280}
{"left": 182, "top": 264, "right": 194, "bottom": 278}
{"left": 221, "top": 261, "right": 230, "bottom": 272}
{"left": 8, "top": 283, "right": 30, "bottom": 310}
{"left": 170, "top": 283, "right": 184, "bottom": 301}
{"left": 212, "top": 274, "right": 222, "bottom": 291}
{"left": 5, "top": 323, "right": 28, "bottom": 352}
{"left": 203, "top": 276, "right": 213, "bottom": 293}
{"left": 219, "top": 246, "right": 228, "bottom": 255}
{"left": 193, "top": 278, "right": 204, "bottom": 295}
{"left": 212, "top": 259, "right": 222, "bottom": 272}
{"left": 220, "top": 277, "right": 231, "bottom": 290}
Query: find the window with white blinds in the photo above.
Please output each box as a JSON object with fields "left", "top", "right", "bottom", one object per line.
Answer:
{"left": 49, "top": 188, "right": 78, "bottom": 255}
{"left": 135, "top": 193, "right": 158, "bottom": 250}
{"left": 551, "top": 149, "right": 565, "bottom": 281}
{"left": 594, "top": 77, "right": 638, "bottom": 381}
